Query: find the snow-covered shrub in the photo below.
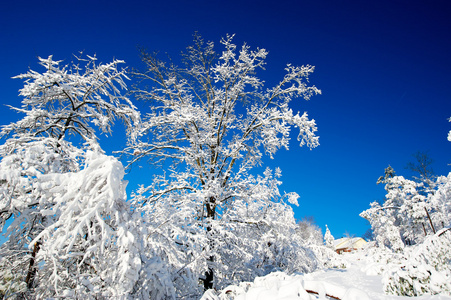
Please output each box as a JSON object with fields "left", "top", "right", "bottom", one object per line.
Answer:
{"left": 356, "top": 226, "right": 451, "bottom": 296}
{"left": 353, "top": 242, "right": 406, "bottom": 277}
{"left": 383, "top": 228, "right": 451, "bottom": 296}
{"left": 384, "top": 264, "right": 449, "bottom": 296}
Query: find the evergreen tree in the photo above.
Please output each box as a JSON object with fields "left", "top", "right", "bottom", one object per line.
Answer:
{"left": 324, "top": 225, "right": 335, "bottom": 250}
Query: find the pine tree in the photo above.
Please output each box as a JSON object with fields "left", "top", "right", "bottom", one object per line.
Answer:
{"left": 324, "top": 225, "right": 335, "bottom": 250}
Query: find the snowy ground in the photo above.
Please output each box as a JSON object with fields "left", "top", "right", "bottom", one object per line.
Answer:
{"left": 304, "top": 252, "right": 451, "bottom": 300}
{"left": 203, "top": 251, "right": 451, "bottom": 300}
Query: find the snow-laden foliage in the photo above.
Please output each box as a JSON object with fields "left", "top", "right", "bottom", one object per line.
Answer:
{"left": 310, "top": 245, "right": 350, "bottom": 270}
{"left": 0, "top": 147, "right": 142, "bottom": 299}
{"left": 360, "top": 199, "right": 405, "bottom": 251}
{"left": 376, "top": 229, "right": 451, "bottom": 296}
{"left": 360, "top": 166, "right": 450, "bottom": 250}
{"left": 0, "top": 55, "right": 140, "bottom": 298}
{"left": 29, "top": 151, "right": 141, "bottom": 299}
{"left": 2, "top": 55, "right": 139, "bottom": 142}
{"left": 360, "top": 163, "right": 451, "bottom": 296}
{"left": 1, "top": 54, "right": 138, "bottom": 245}
{"left": 428, "top": 173, "right": 451, "bottom": 229}
{"left": 130, "top": 167, "right": 318, "bottom": 298}
{"left": 126, "top": 34, "right": 321, "bottom": 295}
{"left": 201, "top": 272, "right": 313, "bottom": 300}
{"left": 0, "top": 138, "right": 85, "bottom": 298}
{"left": 345, "top": 230, "right": 451, "bottom": 297}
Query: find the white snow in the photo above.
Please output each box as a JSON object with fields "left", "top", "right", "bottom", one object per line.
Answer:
{"left": 203, "top": 251, "right": 451, "bottom": 300}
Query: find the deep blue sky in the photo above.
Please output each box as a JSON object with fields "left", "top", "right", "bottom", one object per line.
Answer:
{"left": 1, "top": 0, "right": 451, "bottom": 239}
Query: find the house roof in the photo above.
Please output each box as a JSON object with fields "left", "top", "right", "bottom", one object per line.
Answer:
{"left": 334, "top": 237, "right": 367, "bottom": 250}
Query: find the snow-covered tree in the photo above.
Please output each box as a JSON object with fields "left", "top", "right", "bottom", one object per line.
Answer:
{"left": 427, "top": 173, "right": 451, "bottom": 230}
{"left": 363, "top": 127, "right": 451, "bottom": 297}
{"left": 1, "top": 55, "right": 138, "bottom": 143}
{"left": 0, "top": 138, "right": 85, "bottom": 294}
{"left": 361, "top": 167, "right": 427, "bottom": 249}
{"left": 385, "top": 175, "right": 430, "bottom": 244}
{"left": 296, "top": 217, "right": 323, "bottom": 246}
{"left": 0, "top": 55, "right": 139, "bottom": 297}
{"left": 376, "top": 165, "right": 396, "bottom": 185}
{"left": 126, "top": 34, "right": 321, "bottom": 294}
{"left": 324, "top": 225, "right": 334, "bottom": 249}
{"left": 405, "top": 151, "right": 436, "bottom": 192}
{"left": 31, "top": 151, "right": 141, "bottom": 298}
{"left": 361, "top": 164, "right": 451, "bottom": 251}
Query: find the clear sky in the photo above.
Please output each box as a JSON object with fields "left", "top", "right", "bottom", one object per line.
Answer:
{"left": 1, "top": 0, "right": 451, "bottom": 239}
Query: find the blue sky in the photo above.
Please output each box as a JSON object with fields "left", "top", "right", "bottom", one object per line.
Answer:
{"left": 1, "top": 0, "right": 451, "bottom": 239}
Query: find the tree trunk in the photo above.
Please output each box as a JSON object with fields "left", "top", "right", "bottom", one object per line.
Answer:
{"left": 424, "top": 207, "right": 436, "bottom": 234}
{"left": 25, "top": 241, "right": 41, "bottom": 289}
{"left": 203, "top": 268, "right": 214, "bottom": 290}
{"left": 203, "top": 197, "right": 216, "bottom": 291}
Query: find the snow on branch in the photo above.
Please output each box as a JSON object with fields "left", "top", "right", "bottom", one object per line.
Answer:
{"left": 3, "top": 55, "right": 139, "bottom": 143}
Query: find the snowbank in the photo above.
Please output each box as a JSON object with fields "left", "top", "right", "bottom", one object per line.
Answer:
{"left": 202, "top": 249, "right": 451, "bottom": 300}
{"left": 201, "top": 271, "right": 370, "bottom": 300}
